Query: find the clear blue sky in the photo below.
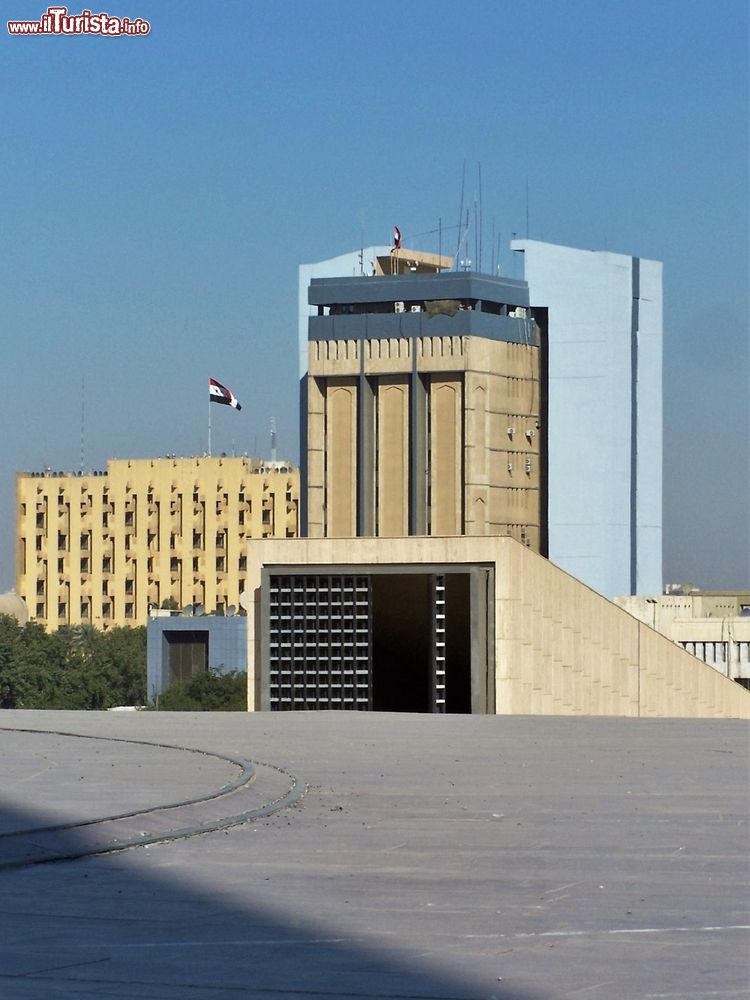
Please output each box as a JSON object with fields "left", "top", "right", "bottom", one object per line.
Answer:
{"left": 1, "top": 0, "right": 747, "bottom": 591}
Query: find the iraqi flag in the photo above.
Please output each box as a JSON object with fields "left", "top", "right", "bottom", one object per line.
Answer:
{"left": 209, "top": 378, "right": 242, "bottom": 410}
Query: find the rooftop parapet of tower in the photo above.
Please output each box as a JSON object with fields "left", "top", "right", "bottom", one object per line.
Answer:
{"left": 308, "top": 271, "right": 536, "bottom": 347}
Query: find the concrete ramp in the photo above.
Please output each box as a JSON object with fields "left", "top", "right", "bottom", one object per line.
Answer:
{"left": 497, "top": 540, "right": 750, "bottom": 718}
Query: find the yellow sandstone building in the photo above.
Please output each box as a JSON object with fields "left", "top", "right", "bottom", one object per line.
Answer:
{"left": 16, "top": 457, "right": 299, "bottom": 630}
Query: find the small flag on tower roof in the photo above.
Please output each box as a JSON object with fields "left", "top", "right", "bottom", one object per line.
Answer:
{"left": 209, "top": 378, "right": 242, "bottom": 411}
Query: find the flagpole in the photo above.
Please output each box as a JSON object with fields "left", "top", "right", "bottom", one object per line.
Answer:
{"left": 208, "top": 388, "right": 211, "bottom": 457}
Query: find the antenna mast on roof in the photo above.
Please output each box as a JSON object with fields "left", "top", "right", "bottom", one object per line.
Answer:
{"left": 359, "top": 209, "right": 365, "bottom": 275}
{"left": 474, "top": 198, "right": 478, "bottom": 273}
{"left": 460, "top": 209, "right": 471, "bottom": 270}
{"left": 270, "top": 417, "right": 277, "bottom": 462}
{"left": 478, "top": 162, "right": 483, "bottom": 273}
{"left": 80, "top": 376, "right": 85, "bottom": 474}
{"left": 455, "top": 159, "right": 466, "bottom": 270}
{"left": 525, "top": 176, "right": 530, "bottom": 238}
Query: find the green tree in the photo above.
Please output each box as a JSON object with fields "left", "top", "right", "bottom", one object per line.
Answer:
{"left": 154, "top": 669, "right": 246, "bottom": 711}
{"left": 0, "top": 615, "right": 146, "bottom": 710}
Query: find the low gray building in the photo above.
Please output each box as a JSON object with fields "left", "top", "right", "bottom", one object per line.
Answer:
{"left": 146, "top": 612, "right": 246, "bottom": 701}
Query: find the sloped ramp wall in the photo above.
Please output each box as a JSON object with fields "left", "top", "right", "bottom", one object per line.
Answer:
{"left": 495, "top": 541, "right": 750, "bottom": 719}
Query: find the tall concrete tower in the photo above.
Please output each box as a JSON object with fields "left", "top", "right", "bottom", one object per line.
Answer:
{"left": 512, "top": 239, "right": 662, "bottom": 597}
{"left": 301, "top": 248, "right": 547, "bottom": 551}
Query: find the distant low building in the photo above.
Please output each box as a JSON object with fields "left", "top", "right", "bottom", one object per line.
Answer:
{"left": 146, "top": 610, "right": 247, "bottom": 702}
{"left": 614, "top": 591, "right": 750, "bottom": 688}
{"left": 16, "top": 456, "right": 299, "bottom": 630}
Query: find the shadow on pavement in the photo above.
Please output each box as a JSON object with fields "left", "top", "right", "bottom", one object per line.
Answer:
{"left": 0, "top": 793, "right": 538, "bottom": 1000}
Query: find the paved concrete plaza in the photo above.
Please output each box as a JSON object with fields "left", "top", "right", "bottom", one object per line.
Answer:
{"left": 0, "top": 710, "right": 747, "bottom": 999}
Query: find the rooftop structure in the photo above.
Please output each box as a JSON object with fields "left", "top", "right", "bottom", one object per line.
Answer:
{"left": 302, "top": 258, "right": 546, "bottom": 548}
{"left": 298, "top": 245, "right": 453, "bottom": 378}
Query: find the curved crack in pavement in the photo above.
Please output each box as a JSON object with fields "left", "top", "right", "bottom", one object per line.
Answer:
{"left": 0, "top": 726, "right": 305, "bottom": 869}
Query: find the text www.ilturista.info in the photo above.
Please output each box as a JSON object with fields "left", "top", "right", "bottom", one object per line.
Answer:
{"left": 8, "top": 6, "right": 150, "bottom": 35}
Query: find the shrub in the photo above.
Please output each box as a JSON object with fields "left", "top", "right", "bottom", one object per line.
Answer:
{"left": 153, "top": 669, "right": 247, "bottom": 711}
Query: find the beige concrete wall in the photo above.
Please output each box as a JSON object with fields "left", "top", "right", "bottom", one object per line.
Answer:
{"left": 668, "top": 619, "right": 750, "bottom": 644}
{"left": 363, "top": 337, "right": 413, "bottom": 374}
{"left": 615, "top": 593, "right": 750, "bottom": 628}
{"left": 430, "top": 378, "right": 462, "bottom": 535}
{"left": 17, "top": 457, "right": 299, "bottom": 630}
{"left": 246, "top": 535, "right": 750, "bottom": 718}
{"left": 415, "top": 335, "right": 464, "bottom": 374}
{"left": 306, "top": 377, "right": 326, "bottom": 537}
{"left": 306, "top": 331, "right": 542, "bottom": 547}
{"left": 463, "top": 338, "right": 541, "bottom": 546}
{"left": 325, "top": 381, "right": 357, "bottom": 537}
{"left": 377, "top": 378, "right": 409, "bottom": 536}
{"left": 309, "top": 339, "right": 361, "bottom": 376}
